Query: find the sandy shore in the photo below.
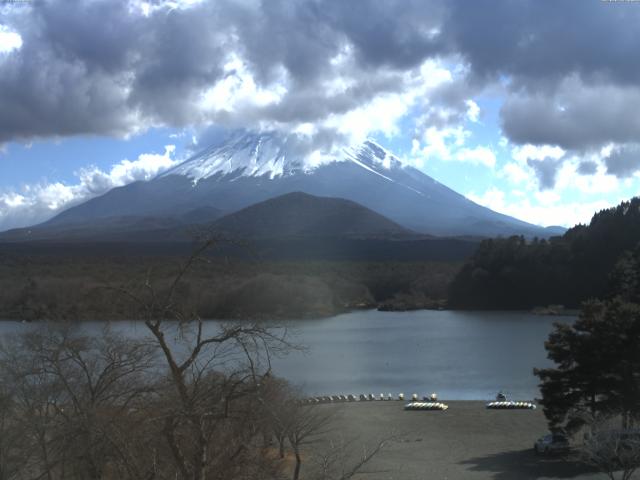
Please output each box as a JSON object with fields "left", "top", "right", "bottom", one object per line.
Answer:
{"left": 309, "top": 401, "right": 602, "bottom": 480}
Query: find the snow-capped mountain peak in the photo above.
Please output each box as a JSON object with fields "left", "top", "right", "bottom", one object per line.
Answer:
{"left": 162, "top": 131, "right": 407, "bottom": 183}
{"left": 342, "top": 139, "right": 405, "bottom": 182}
{"left": 163, "top": 131, "right": 301, "bottom": 182}
{"left": 347, "top": 139, "right": 404, "bottom": 170}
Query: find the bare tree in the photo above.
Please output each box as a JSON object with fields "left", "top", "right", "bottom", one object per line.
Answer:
{"left": 310, "top": 435, "right": 393, "bottom": 480}
{"left": 580, "top": 414, "right": 640, "bottom": 480}
{"left": 113, "top": 237, "right": 293, "bottom": 480}
{"left": 286, "top": 402, "right": 337, "bottom": 480}
{"left": 0, "top": 323, "right": 158, "bottom": 480}
{"left": 255, "top": 375, "right": 292, "bottom": 459}
{"left": 0, "top": 385, "right": 25, "bottom": 480}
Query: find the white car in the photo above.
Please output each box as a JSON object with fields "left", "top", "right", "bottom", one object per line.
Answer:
{"left": 534, "top": 433, "right": 570, "bottom": 455}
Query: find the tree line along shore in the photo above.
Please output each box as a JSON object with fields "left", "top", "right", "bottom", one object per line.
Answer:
{"left": 0, "top": 254, "right": 458, "bottom": 321}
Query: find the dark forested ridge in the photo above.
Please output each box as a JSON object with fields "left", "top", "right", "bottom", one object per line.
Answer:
{"left": 449, "top": 197, "right": 640, "bottom": 309}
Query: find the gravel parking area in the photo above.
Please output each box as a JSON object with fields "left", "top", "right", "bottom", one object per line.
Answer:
{"left": 312, "top": 401, "right": 603, "bottom": 480}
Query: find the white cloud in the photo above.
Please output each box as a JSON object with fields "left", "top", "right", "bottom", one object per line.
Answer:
{"left": 455, "top": 146, "right": 496, "bottom": 168}
{"left": 498, "top": 142, "right": 570, "bottom": 190}
{"left": 325, "top": 91, "right": 414, "bottom": 143}
{"left": 0, "top": 192, "right": 25, "bottom": 208}
{"left": 0, "top": 145, "right": 178, "bottom": 231}
{"left": 501, "top": 161, "right": 531, "bottom": 185}
{"left": 533, "top": 189, "right": 561, "bottom": 206}
{"left": 201, "top": 53, "right": 287, "bottom": 113}
{"left": 408, "top": 89, "right": 496, "bottom": 169}
{"left": 470, "top": 187, "right": 505, "bottom": 209}
{"left": 0, "top": 25, "right": 22, "bottom": 54}
{"left": 465, "top": 99, "right": 480, "bottom": 122}
{"left": 411, "top": 125, "right": 497, "bottom": 169}
{"left": 467, "top": 187, "right": 618, "bottom": 228}
{"left": 503, "top": 145, "right": 623, "bottom": 195}
{"left": 131, "top": 0, "right": 207, "bottom": 16}
{"left": 322, "top": 59, "right": 453, "bottom": 146}
{"left": 418, "top": 126, "right": 469, "bottom": 161}
{"left": 511, "top": 144, "right": 565, "bottom": 163}
{"left": 554, "top": 157, "right": 620, "bottom": 195}
{"left": 495, "top": 145, "right": 625, "bottom": 221}
{"left": 411, "top": 138, "right": 421, "bottom": 155}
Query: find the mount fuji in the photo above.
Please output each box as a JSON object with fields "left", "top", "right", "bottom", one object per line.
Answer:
{"left": 5, "top": 131, "right": 563, "bottom": 240}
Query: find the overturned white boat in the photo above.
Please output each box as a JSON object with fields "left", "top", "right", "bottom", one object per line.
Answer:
{"left": 486, "top": 401, "right": 536, "bottom": 409}
{"left": 404, "top": 402, "right": 449, "bottom": 411}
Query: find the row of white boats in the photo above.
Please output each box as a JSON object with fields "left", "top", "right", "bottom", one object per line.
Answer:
{"left": 300, "top": 394, "right": 537, "bottom": 411}
{"left": 301, "top": 393, "right": 407, "bottom": 404}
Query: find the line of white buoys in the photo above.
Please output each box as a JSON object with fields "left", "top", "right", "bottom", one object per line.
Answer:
{"left": 486, "top": 401, "right": 536, "bottom": 409}
{"left": 404, "top": 402, "right": 449, "bottom": 411}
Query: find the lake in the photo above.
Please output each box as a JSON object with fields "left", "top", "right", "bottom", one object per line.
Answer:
{"left": 0, "top": 310, "right": 574, "bottom": 400}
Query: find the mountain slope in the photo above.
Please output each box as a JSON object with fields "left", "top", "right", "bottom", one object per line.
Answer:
{"left": 25, "top": 131, "right": 558, "bottom": 238}
{"left": 0, "top": 191, "right": 485, "bottom": 262}
{"left": 211, "top": 192, "right": 414, "bottom": 238}
{"left": 0, "top": 192, "right": 413, "bottom": 243}
{"left": 0, "top": 207, "right": 224, "bottom": 242}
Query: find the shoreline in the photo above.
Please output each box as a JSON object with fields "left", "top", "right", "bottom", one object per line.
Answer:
{"left": 0, "top": 306, "right": 580, "bottom": 322}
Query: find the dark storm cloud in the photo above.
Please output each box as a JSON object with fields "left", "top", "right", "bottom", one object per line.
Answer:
{"left": 317, "top": 0, "right": 445, "bottom": 70}
{"left": 0, "top": 1, "right": 144, "bottom": 142}
{"left": 413, "top": 77, "right": 484, "bottom": 133}
{"left": 128, "top": 3, "right": 227, "bottom": 125}
{"left": 500, "top": 78, "right": 640, "bottom": 151}
{"left": 0, "top": 0, "right": 638, "bottom": 155}
{"left": 527, "top": 157, "right": 562, "bottom": 190}
{"left": 37, "top": 0, "right": 140, "bottom": 73}
{"left": 444, "top": 0, "right": 640, "bottom": 88}
{"left": 577, "top": 161, "right": 598, "bottom": 176}
{"left": 221, "top": 0, "right": 342, "bottom": 85}
{"left": 604, "top": 144, "right": 640, "bottom": 178}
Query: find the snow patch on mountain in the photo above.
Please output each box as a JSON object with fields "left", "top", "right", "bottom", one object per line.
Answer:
{"left": 162, "top": 132, "right": 409, "bottom": 184}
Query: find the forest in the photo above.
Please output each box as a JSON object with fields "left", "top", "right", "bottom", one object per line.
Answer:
{"left": 0, "top": 252, "right": 459, "bottom": 321}
{"left": 449, "top": 198, "right": 640, "bottom": 310}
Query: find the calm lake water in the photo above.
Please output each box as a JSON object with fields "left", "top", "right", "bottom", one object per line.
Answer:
{"left": 0, "top": 310, "right": 575, "bottom": 400}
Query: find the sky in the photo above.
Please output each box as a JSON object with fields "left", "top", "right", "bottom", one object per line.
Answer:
{"left": 0, "top": 0, "right": 639, "bottom": 231}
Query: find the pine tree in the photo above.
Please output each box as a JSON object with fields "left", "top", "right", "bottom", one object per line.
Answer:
{"left": 535, "top": 299, "right": 640, "bottom": 433}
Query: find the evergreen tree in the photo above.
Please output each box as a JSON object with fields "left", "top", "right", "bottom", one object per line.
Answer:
{"left": 535, "top": 299, "right": 640, "bottom": 433}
